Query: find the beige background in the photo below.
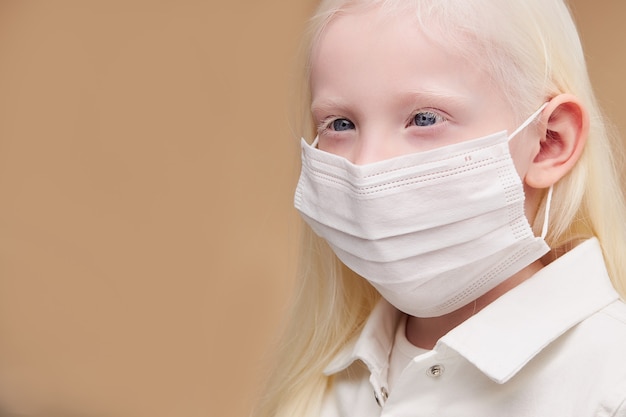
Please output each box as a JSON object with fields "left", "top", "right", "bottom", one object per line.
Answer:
{"left": 0, "top": 1, "right": 623, "bottom": 417}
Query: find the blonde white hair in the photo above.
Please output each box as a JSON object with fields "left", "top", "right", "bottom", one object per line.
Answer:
{"left": 254, "top": 1, "right": 626, "bottom": 416}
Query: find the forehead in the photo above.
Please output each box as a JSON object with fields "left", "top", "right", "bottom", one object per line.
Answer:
{"left": 309, "top": 7, "right": 489, "bottom": 104}
{"left": 310, "top": 3, "right": 477, "bottom": 64}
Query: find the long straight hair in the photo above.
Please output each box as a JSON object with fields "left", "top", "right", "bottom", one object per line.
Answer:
{"left": 254, "top": 1, "right": 626, "bottom": 416}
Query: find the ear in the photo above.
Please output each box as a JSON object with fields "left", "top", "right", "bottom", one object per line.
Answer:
{"left": 524, "top": 94, "right": 589, "bottom": 188}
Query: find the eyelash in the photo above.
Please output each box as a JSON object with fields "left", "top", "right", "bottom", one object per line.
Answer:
{"left": 317, "top": 116, "right": 350, "bottom": 134}
{"left": 316, "top": 109, "right": 447, "bottom": 134}
{"left": 407, "top": 110, "right": 447, "bottom": 128}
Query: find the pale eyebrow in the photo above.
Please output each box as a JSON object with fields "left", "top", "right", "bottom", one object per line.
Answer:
{"left": 401, "top": 90, "right": 473, "bottom": 108}
{"left": 310, "top": 98, "right": 350, "bottom": 118}
{"left": 311, "top": 91, "right": 473, "bottom": 117}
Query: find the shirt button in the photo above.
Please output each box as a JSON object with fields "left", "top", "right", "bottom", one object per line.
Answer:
{"left": 427, "top": 364, "right": 444, "bottom": 377}
{"left": 374, "top": 386, "right": 389, "bottom": 406}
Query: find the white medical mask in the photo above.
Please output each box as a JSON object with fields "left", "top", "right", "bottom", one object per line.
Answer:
{"left": 294, "top": 104, "right": 551, "bottom": 317}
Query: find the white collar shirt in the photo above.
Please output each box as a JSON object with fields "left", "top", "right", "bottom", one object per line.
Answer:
{"left": 320, "top": 238, "right": 626, "bottom": 417}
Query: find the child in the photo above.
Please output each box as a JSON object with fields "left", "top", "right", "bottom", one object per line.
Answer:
{"left": 256, "top": 0, "right": 626, "bottom": 416}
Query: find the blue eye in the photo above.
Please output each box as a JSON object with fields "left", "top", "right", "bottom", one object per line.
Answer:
{"left": 413, "top": 111, "right": 442, "bottom": 127}
{"left": 331, "top": 118, "right": 355, "bottom": 131}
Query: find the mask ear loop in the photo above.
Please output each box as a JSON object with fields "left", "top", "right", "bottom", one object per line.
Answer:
{"left": 507, "top": 102, "right": 549, "bottom": 141}
{"left": 540, "top": 185, "right": 553, "bottom": 240}
{"left": 505, "top": 102, "right": 552, "bottom": 240}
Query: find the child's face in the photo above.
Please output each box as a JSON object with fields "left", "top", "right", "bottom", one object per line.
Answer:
{"left": 309, "top": 7, "right": 539, "bottom": 180}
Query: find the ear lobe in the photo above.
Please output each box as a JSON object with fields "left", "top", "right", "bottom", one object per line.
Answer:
{"left": 525, "top": 94, "right": 588, "bottom": 188}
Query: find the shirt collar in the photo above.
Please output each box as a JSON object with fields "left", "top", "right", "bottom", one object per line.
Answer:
{"left": 323, "top": 299, "right": 401, "bottom": 376}
{"left": 439, "top": 237, "right": 619, "bottom": 383}
{"left": 323, "top": 238, "right": 620, "bottom": 384}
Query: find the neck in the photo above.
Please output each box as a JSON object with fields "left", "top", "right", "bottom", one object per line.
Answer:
{"left": 405, "top": 260, "right": 544, "bottom": 349}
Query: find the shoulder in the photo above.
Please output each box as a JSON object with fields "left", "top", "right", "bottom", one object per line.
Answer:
{"left": 565, "top": 299, "right": 626, "bottom": 415}
{"left": 565, "top": 299, "right": 626, "bottom": 359}
{"left": 594, "top": 376, "right": 626, "bottom": 417}
{"left": 523, "top": 299, "right": 626, "bottom": 416}
{"left": 597, "top": 299, "right": 626, "bottom": 325}
{"left": 579, "top": 299, "right": 626, "bottom": 339}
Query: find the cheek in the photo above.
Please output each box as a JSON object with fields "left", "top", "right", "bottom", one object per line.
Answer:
{"left": 509, "top": 133, "right": 541, "bottom": 183}
{"left": 523, "top": 185, "right": 543, "bottom": 226}
{"left": 512, "top": 132, "right": 543, "bottom": 225}
{"left": 317, "top": 136, "right": 352, "bottom": 159}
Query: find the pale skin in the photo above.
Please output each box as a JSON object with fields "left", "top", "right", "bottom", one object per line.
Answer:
{"left": 310, "top": 7, "right": 588, "bottom": 349}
